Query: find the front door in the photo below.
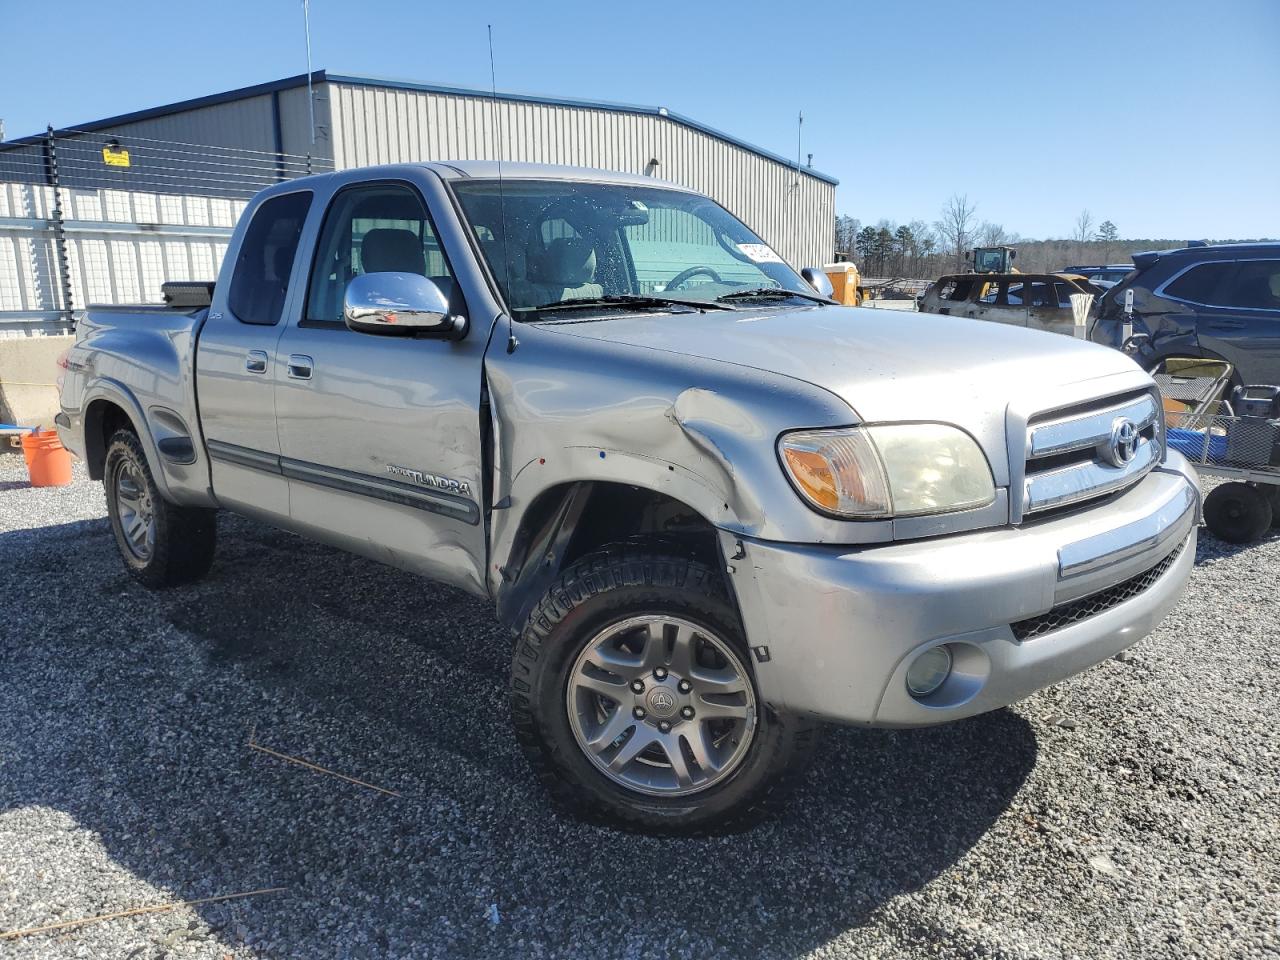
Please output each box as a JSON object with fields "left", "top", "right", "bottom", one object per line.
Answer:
{"left": 272, "top": 180, "right": 490, "bottom": 594}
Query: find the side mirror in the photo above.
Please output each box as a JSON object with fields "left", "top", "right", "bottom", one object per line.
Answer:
{"left": 343, "top": 272, "right": 465, "bottom": 337}
{"left": 800, "top": 267, "right": 835, "bottom": 299}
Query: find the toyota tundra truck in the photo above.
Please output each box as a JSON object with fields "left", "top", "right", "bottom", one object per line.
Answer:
{"left": 56, "top": 162, "right": 1199, "bottom": 832}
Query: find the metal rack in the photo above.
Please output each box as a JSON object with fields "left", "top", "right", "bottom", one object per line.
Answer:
{"left": 1156, "top": 360, "right": 1280, "bottom": 543}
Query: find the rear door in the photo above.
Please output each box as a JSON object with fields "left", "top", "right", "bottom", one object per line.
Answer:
{"left": 1026, "top": 279, "right": 1074, "bottom": 335}
{"left": 1156, "top": 260, "right": 1243, "bottom": 374}
{"left": 968, "top": 279, "right": 1029, "bottom": 327}
{"left": 1197, "top": 259, "right": 1280, "bottom": 385}
{"left": 272, "top": 178, "right": 490, "bottom": 594}
{"left": 196, "top": 188, "right": 312, "bottom": 521}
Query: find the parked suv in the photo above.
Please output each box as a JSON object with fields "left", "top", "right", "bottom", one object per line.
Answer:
{"left": 1092, "top": 243, "right": 1280, "bottom": 384}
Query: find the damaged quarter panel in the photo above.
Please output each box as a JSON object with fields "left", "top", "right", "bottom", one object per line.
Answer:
{"left": 484, "top": 319, "right": 879, "bottom": 598}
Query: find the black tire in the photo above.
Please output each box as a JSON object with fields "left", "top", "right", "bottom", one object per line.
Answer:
{"left": 1262, "top": 484, "right": 1280, "bottom": 528}
{"left": 103, "top": 428, "right": 217, "bottom": 588}
{"left": 1203, "top": 482, "right": 1273, "bottom": 544}
{"left": 511, "top": 542, "right": 817, "bottom": 834}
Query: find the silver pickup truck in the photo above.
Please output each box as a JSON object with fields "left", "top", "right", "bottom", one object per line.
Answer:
{"left": 57, "top": 162, "right": 1199, "bottom": 832}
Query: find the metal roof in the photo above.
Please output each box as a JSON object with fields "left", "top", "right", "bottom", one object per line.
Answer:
{"left": 1, "top": 70, "right": 839, "bottom": 186}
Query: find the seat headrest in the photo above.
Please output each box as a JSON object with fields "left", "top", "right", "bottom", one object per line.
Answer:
{"left": 361, "top": 228, "right": 425, "bottom": 275}
{"left": 529, "top": 238, "right": 596, "bottom": 287}
{"left": 272, "top": 244, "right": 294, "bottom": 281}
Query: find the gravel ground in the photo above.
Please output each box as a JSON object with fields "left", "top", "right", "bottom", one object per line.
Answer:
{"left": 0, "top": 454, "right": 1277, "bottom": 960}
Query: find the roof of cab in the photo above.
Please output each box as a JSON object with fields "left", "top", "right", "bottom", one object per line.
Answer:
{"left": 424, "top": 160, "right": 691, "bottom": 189}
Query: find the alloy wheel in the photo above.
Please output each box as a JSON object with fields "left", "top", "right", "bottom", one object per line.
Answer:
{"left": 566, "top": 615, "right": 756, "bottom": 797}
{"left": 112, "top": 458, "right": 156, "bottom": 562}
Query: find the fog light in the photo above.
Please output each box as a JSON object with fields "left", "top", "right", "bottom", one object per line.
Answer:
{"left": 905, "top": 645, "right": 953, "bottom": 698}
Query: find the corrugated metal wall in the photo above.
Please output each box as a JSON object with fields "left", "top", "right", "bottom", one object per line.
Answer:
{"left": 326, "top": 82, "right": 834, "bottom": 268}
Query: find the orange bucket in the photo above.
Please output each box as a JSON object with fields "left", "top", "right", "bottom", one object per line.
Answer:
{"left": 21, "top": 430, "right": 74, "bottom": 487}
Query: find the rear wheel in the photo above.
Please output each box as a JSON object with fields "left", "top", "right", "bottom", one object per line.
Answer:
{"left": 511, "top": 543, "right": 816, "bottom": 833}
{"left": 104, "top": 429, "right": 217, "bottom": 587}
{"left": 1203, "top": 481, "right": 1273, "bottom": 544}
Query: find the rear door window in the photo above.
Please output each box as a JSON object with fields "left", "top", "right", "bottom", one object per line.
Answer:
{"left": 1162, "top": 261, "right": 1235, "bottom": 307}
{"left": 1053, "top": 282, "right": 1080, "bottom": 308}
{"left": 1027, "top": 281, "right": 1055, "bottom": 307}
{"left": 1222, "top": 260, "right": 1280, "bottom": 311}
{"left": 227, "top": 191, "right": 312, "bottom": 326}
{"left": 978, "top": 281, "right": 1009, "bottom": 305}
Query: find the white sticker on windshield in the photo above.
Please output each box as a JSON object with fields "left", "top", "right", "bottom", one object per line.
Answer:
{"left": 737, "top": 243, "right": 784, "bottom": 264}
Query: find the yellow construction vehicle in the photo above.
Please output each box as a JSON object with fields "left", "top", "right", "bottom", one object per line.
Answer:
{"left": 969, "top": 246, "right": 1019, "bottom": 273}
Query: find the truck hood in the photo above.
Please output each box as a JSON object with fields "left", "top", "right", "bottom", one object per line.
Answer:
{"left": 550, "top": 304, "right": 1148, "bottom": 486}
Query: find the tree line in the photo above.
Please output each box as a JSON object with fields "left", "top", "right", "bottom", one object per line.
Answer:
{"left": 835, "top": 196, "right": 1273, "bottom": 280}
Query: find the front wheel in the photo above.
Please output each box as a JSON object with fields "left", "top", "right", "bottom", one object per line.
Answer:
{"left": 103, "top": 429, "right": 217, "bottom": 587}
{"left": 511, "top": 543, "right": 816, "bottom": 833}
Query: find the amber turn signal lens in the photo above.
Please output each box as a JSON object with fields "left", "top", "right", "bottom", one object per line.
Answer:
{"left": 782, "top": 448, "right": 839, "bottom": 510}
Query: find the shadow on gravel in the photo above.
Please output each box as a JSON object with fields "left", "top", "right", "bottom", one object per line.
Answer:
{"left": 1194, "top": 524, "right": 1279, "bottom": 563}
{"left": 0, "top": 512, "right": 1037, "bottom": 958}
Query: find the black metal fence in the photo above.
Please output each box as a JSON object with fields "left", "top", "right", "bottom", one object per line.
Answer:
{"left": 0, "top": 131, "right": 334, "bottom": 333}
{"left": 0, "top": 128, "right": 333, "bottom": 199}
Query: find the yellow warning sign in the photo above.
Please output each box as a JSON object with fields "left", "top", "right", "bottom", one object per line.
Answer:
{"left": 102, "top": 147, "right": 130, "bottom": 168}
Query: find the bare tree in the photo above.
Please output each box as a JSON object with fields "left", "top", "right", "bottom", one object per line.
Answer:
{"left": 979, "top": 221, "right": 1008, "bottom": 246}
{"left": 1072, "top": 209, "right": 1095, "bottom": 245}
{"left": 936, "top": 194, "right": 978, "bottom": 271}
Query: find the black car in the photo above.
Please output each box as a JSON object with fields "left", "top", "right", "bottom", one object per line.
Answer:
{"left": 1092, "top": 242, "right": 1280, "bottom": 385}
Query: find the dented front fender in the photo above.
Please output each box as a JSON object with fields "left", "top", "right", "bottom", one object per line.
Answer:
{"left": 483, "top": 322, "right": 893, "bottom": 598}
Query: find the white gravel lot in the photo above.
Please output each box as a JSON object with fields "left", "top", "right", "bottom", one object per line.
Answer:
{"left": 0, "top": 453, "right": 1277, "bottom": 959}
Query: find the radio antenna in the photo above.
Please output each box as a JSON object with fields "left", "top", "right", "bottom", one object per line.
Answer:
{"left": 488, "top": 25, "right": 518, "bottom": 354}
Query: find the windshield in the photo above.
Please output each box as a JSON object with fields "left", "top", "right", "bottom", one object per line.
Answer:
{"left": 451, "top": 179, "right": 813, "bottom": 317}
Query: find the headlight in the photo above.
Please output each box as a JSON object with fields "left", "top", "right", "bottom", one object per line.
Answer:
{"left": 779, "top": 424, "right": 995, "bottom": 519}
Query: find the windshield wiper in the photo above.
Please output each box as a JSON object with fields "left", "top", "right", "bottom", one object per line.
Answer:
{"left": 715, "top": 287, "right": 830, "bottom": 305}
{"left": 533, "top": 294, "right": 734, "bottom": 313}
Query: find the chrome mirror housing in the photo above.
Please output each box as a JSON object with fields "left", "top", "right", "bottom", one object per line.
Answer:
{"left": 343, "top": 272, "right": 464, "bottom": 337}
{"left": 800, "top": 266, "right": 835, "bottom": 299}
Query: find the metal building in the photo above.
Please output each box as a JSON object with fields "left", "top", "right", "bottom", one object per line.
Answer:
{"left": 0, "top": 71, "right": 837, "bottom": 335}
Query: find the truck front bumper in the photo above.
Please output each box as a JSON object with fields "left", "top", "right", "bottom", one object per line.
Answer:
{"left": 726, "top": 452, "right": 1199, "bottom": 727}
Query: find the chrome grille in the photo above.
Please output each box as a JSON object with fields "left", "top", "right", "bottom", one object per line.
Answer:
{"left": 1022, "top": 391, "right": 1162, "bottom": 517}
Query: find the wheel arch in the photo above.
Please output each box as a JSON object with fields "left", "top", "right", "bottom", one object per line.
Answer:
{"left": 83, "top": 394, "right": 138, "bottom": 481}
{"left": 81, "top": 380, "right": 173, "bottom": 500}
{"left": 493, "top": 479, "right": 729, "bottom": 633}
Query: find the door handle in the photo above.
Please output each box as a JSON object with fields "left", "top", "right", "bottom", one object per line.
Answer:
{"left": 245, "top": 350, "right": 268, "bottom": 374}
{"left": 287, "top": 354, "right": 314, "bottom": 380}
{"left": 1205, "top": 319, "right": 1245, "bottom": 330}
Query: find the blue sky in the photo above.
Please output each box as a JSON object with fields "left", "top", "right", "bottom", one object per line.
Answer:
{"left": 2, "top": 0, "right": 1277, "bottom": 240}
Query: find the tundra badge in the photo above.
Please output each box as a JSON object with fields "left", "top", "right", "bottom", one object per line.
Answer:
{"left": 386, "top": 464, "right": 472, "bottom": 497}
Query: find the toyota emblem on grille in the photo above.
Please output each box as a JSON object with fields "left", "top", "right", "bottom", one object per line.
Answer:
{"left": 1105, "top": 417, "right": 1139, "bottom": 466}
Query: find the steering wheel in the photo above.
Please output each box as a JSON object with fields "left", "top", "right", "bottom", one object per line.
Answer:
{"left": 666, "top": 266, "right": 723, "bottom": 290}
